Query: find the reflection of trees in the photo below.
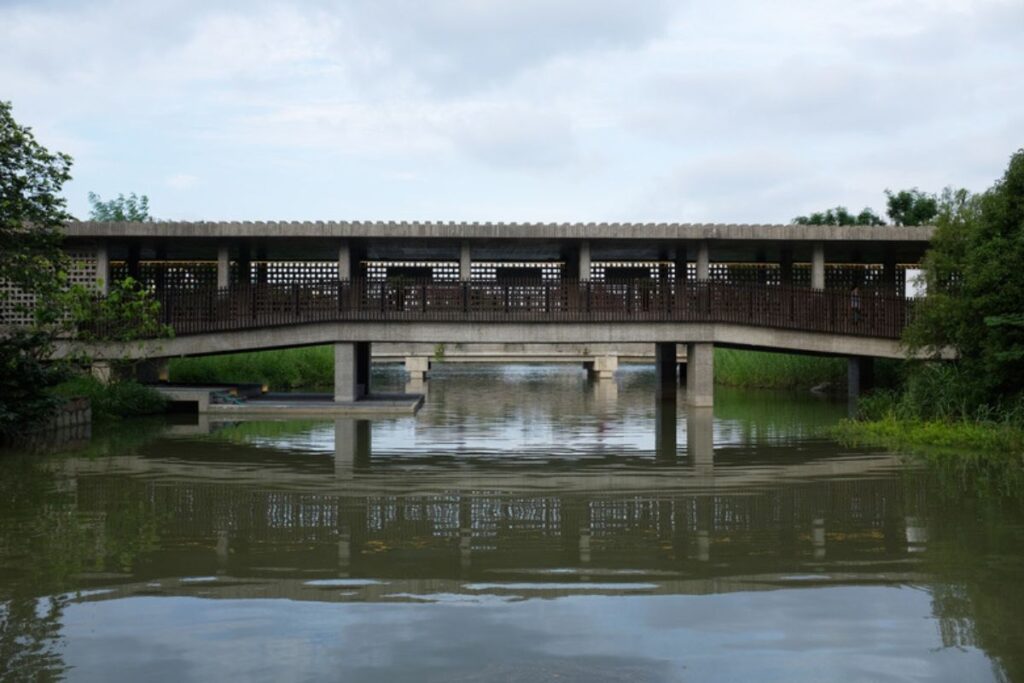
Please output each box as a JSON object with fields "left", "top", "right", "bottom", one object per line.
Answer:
{"left": 0, "top": 454, "right": 162, "bottom": 679}
{"left": 924, "top": 459, "right": 1024, "bottom": 683}
{"left": 0, "top": 596, "right": 68, "bottom": 681}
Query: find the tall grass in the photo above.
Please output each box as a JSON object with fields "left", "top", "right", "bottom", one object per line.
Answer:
{"left": 169, "top": 347, "right": 334, "bottom": 389}
{"left": 714, "top": 349, "right": 846, "bottom": 389}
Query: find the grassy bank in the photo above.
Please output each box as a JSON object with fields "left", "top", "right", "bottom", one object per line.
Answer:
{"left": 52, "top": 376, "right": 167, "bottom": 420}
{"left": 169, "top": 347, "right": 333, "bottom": 389}
{"left": 832, "top": 415, "right": 1024, "bottom": 457}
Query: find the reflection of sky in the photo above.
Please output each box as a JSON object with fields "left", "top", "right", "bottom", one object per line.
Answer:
{"left": 244, "top": 365, "right": 847, "bottom": 457}
{"left": 59, "top": 587, "right": 995, "bottom": 682}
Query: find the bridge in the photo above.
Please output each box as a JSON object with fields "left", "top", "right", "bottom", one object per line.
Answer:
{"left": 30, "top": 220, "right": 939, "bottom": 407}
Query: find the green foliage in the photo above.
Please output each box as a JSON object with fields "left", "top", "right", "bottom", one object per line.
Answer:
{"left": 66, "top": 276, "right": 173, "bottom": 342}
{"left": 169, "top": 346, "right": 334, "bottom": 389}
{"left": 52, "top": 376, "right": 167, "bottom": 420}
{"left": 87, "top": 191, "right": 150, "bottom": 222}
{"left": 0, "top": 100, "right": 73, "bottom": 317}
{"left": 714, "top": 349, "right": 846, "bottom": 389}
{"left": 885, "top": 188, "right": 939, "bottom": 226}
{"left": 792, "top": 206, "right": 885, "bottom": 226}
{"left": 833, "top": 413, "right": 1024, "bottom": 458}
{"left": 907, "top": 150, "right": 1024, "bottom": 404}
{"left": 0, "top": 330, "right": 70, "bottom": 439}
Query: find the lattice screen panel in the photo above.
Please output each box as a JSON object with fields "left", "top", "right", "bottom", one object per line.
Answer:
{"left": 111, "top": 261, "right": 218, "bottom": 290}
{"left": 470, "top": 262, "right": 563, "bottom": 281}
{"left": 707, "top": 263, "right": 781, "bottom": 285}
{"left": 365, "top": 261, "right": 461, "bottom": 282}
{"left": 1, "top": 249, "right": 98, "bottom": 325}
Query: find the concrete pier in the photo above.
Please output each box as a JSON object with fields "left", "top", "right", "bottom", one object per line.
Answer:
{"left": 685, "top": 343, "right": 714, "bottom": 407}
{"left": 335, "top": 342, "right": 372, "bottom": 403}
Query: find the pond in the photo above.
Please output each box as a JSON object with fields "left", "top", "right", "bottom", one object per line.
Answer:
{"left": 2, "top": 365, "right": 1023, "bottom": 682}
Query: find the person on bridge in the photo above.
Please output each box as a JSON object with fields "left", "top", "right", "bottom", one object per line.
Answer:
{"left": 850, "top": 285, "right": 862, "bottom": 324}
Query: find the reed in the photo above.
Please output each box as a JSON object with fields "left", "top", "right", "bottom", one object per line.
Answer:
{"left": 168, "top": 346, "right": 334, "bottom": 389}
{"left": 714, "top": 349, "right": 846, "bottom": 389}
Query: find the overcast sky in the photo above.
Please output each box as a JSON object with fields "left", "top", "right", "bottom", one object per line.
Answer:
{"left": 2, "top": 0, "right": 1022, "bottom": 223}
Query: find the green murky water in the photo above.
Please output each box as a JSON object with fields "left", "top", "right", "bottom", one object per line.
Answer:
{"left": 2, "top": 365, "right": 1023, "bottom": 682}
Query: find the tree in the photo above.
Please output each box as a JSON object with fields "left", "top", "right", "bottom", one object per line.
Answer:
{"left": 0, "top": 101, "right": 73, "bottom": 304}
{"left": 886, "top": 188, "right": 939, "bottom": 226}
{"left": 906, "top": 150, "right": 1024, "bottom": 403}
{"left": 1, "top": 101, "right": 75, "bottom": 438}
{"left": 88, "top": 191, "right": 150, "bottom": 221}
{"left": 793, "top": 206, "right": 885, "bottom": 226}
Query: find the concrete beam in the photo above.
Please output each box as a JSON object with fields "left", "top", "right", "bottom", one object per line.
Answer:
{"left": 686, "top": 342, "right": 714, "bottom": 407}
{"left": 63, "top": 321, "right": 946, "bottom": 362}
{"left": 812, "top": 242, "right": 825, "bottom": 290}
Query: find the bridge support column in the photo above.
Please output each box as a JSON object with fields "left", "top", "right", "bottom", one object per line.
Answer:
{"left": 812, "top": 242, "right": 825, "bottom": 290}
{"left": 592, "top": 355, "right": 618, "bottom": 380}
{"left": 334, "top": 342, "right": 372, "bottom": 402}
{"left": 404, "top": 356, "right": 430, "bottom": 381}
{"left": 655, "top": 342, "right": 677, "bottom": 396}
{"left": 685, "top": 343, "right": 714, "bottom": 407}
{"left": 217, "top": 245, "right": 230, "bottom": 289}
{"left": 847, "top": 355, "right": 875, "bottom": 399}
{"left": 460, "top": 241, "right": 472, "bottom": 280}
{"left": 687, "top": 407, "right": 714, "bottom": 470}
{"left": 95, "top": 243, "right": 110, "bottom": 295}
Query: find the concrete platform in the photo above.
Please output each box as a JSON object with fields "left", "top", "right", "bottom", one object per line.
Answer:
{"left": 153, "top": 386, "right": 423, "bottom": 416}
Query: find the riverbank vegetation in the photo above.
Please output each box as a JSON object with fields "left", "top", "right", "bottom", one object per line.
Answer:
{"left": 839, "top": 149, "right": 1024, "bottom": 459}
{"left": 52, "top": 376, "right": 167, "bottom": 421}
{"left": 715, "top": 349, "right": 845, "bottom": 389}
{"left": 170, "top": 346, "right": 333, "bottom": 389}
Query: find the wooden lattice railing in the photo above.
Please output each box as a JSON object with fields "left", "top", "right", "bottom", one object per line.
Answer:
{"left": 81, "top": 279, "right": 915, "bottom": 340}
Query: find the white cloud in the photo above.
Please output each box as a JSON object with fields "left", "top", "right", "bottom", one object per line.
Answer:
{"left": 0, "top": 0, "right": 1021, "bottom": 221}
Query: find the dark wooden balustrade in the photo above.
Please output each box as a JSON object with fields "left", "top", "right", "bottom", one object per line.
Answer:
{"left": 89, "top": 279, "right": 915, "bottom": 340}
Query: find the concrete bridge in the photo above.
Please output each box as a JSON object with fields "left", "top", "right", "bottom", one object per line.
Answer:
{"left": 35, "top": 220, "right": 938, "bottom": 406}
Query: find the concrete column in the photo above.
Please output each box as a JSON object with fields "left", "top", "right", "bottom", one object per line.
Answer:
{"left": 460, "top": 241, "right": 472, "bottom": 281}
{"left": 335, "top": 342, "right": 372, "bottom": 402}
{"left": 696, "top": 241, "right": 710, "bottom": 281}
{"left": 217, "top": 244, "right": 230, "bottom": 289}
{"left": 811, "top": 242, "right": 825, "bottom": 290}
{"left": 593, "top": 354, "right": 618, "bottom": 380}
{"left": 579, "top": 240, "right": 591, "bottom": 281}
{"left": 91, "top": 361, "right": 113, "bottom": 385}
{"left": 95, "top": 243, "right": 110, "bottom": 295}
{"left": 404, "top": 356, "right": 430, "bottom": 381}
{"left": 685, "top": 343, "right": 714, "bottom": 407}
{"left": 338, "top": 241, "right": 352, "bottom": 280}
{"left": 655, "top": 342, "right": 677, "bottom": 394}
{"left": 847, "top": 355, "right": 875, "bottom": 399}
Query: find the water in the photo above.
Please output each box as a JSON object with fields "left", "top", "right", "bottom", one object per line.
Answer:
{"left": 2, "top": 365, "right": 1024, "bottom": 682}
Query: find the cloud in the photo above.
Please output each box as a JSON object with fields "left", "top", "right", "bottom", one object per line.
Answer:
{"left": 0, "top": 0, "right": 1021, "bottom": 221}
